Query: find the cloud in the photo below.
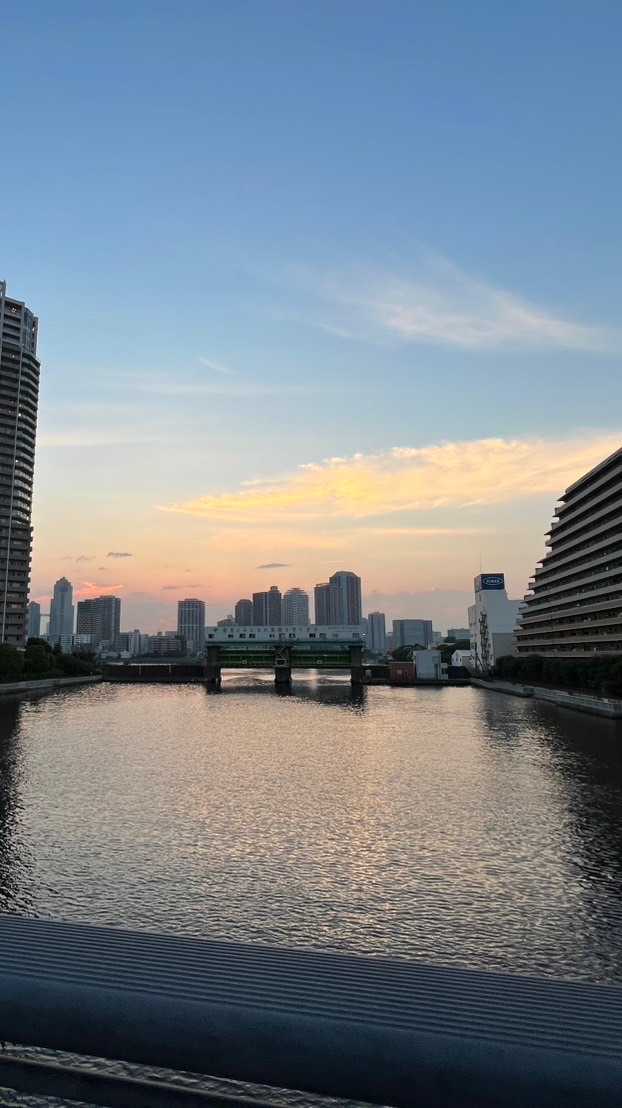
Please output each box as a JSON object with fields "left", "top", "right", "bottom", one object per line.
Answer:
{"left": 161, "top": 431, "right": 622, "bottom": 524}
{"left": 198, "top": 356, "right": 236, "bottom": 376}
{"left": 121, "top": 376, "right": 328, "bottom": 398}
{"left": 162, "top": 585, "right": 181, "bottom": 590}
{"left": 74, "top": 582, "right": 123, "bottom": 597}
{"left": 75, "top": 555, "right": 95, "bottom": 563}
{"left": 256, "top": 562, "right": 291, "bottom": 569}
{"left": 289, "top": 253, "right": 622, "bottom": 353}
{"left": 107, "top": 552, "right": 133, "bottom": 559}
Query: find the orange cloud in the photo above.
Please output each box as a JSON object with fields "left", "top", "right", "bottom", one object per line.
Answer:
{"left": 160, "top": 432, "right": 621, "bottom": 523}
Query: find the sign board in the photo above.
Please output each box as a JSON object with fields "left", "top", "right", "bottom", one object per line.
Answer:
{"left": 474, "top": 573, "right": 505, "bottom": 592}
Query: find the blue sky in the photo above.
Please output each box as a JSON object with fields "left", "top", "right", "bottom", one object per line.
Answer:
{"left": 3, "top": 1, "right": 621, "bottom": 629}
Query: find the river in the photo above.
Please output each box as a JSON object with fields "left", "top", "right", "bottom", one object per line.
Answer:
{"left": 1, "top": 676, "right": 622, "bottom": 985}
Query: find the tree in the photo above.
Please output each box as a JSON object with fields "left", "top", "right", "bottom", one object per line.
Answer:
{"left": 0, "top": 644, "right": 24, "bottom": 683}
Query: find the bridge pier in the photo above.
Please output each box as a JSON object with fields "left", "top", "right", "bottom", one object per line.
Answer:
{"left": 349, "top": 644, "right": 364, "bottom": 685}
{"left": 205, "top": 644, "right": 222, "bottom": 690}
{"left": 274, "top": 645, "right": 292, "bottom": 686}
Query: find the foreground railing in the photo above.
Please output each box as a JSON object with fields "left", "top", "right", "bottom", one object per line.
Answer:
{"left": 0, "top": 915, "right": 621, "bottom": 1107}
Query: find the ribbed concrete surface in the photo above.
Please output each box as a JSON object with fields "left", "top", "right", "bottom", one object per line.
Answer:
{"left": 0, "top": 915, "right": 621, "bottom": 1106}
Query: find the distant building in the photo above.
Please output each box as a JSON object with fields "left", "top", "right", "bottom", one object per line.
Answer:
{"left": 469, "top": 574, "right": 521, "bottom": 672}
{"left": 385, "top": 632, "right": 395, "bottom": 654}
{"left": 282, "top": 588, "right": 309, "bottom": 625}
{"left": 392, "top": 619, "right": 433, "bottom": 649}
{"left": 414, "top": 650, "right": 446, "bottom": 680}
{"left": 126, "top": 630, "right": 142, "bottom": 656}
{"left": 447, "top": 627, "right": 470, "bottom": 641}
{"left": 217, "top": 615, "right": 235, "bottom": 628}
{"left": 516, "top": 447, "right": 622, "bottom": 659}
{"left": 329, "top": 571, "right": 362, "bottom": 625}
{"left": 253, "top": 586, "right": 282, "bottom": 626}
{"left": 76, "top": 595, "right": 121, "bottom": 650}
{"left": 432, "top": 631, "right": 443, "bottom": 645}
{"left": 146, "top": 633, "right": 184, "bottom": 656}
{"left": 177, "top": 598, "right": 205, "bottom": 654}
{"left": 234, "top": 598, "right": 253, "bottom": 626}
{"left": 314, "top": 582, "right": 342, "bottom": 625}
{"left": 0, "top": 283, "right": 41, "bottom": 646}
{"left": 367, "top": 611, "right": 387, "bottom": 654}
{"left": 48, "top": 577, "right": 74, "bottom": 651}
{"left": 451, "top": 648, "right": 473, "bottom": 669}
{"left": 27, "top": 601, "right": 41, "bottom": 640}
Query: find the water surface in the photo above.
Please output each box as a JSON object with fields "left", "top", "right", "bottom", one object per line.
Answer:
{"left": 1, "top": 677, "right": 622, "bottom": 983}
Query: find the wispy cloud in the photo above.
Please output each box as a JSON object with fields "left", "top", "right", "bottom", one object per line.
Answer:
{"left": 74, "top": 582, "right": 124, "bottom": 597}
{"left": 161, "top": 432, "right": 622, "bottom": 523}
{"left": 198, "top": 356, "right": 236, "bottom": 376}
{"left": 120, "top": 376, "right": 329, "bottom": 398}
{"left": 107, "top": 552, "right": 133, "bottom": 559}
{"left": 288, "top": 253, "right": 622, "bottom": 353}
{"left": 76, "top": 555, "right": 95, "bottom": 563}
{"left": 38, "top": 431, "right": 167, "bottom": 447}
{"left": 162, "top": 585, "right": 181, "bottom": 590}
{"left": 256, "top": 562, "right": 291, "bottom": 569}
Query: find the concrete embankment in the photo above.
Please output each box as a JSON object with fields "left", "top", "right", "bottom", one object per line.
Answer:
{"left": 471, "top": 678, "right": 622, "bottom": 719}
{"left": 0, "top": 675, "right": 101, "bottom": 698}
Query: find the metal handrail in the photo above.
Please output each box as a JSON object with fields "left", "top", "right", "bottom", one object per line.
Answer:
{"left": 0, "top": 915, "right": 621, "bottom": 1107}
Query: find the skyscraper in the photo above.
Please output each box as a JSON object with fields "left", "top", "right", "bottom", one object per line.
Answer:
{"left": 234, "top": 598, "right": 253, "bottom": 626}
{"left": 282, "top": 587, "right": 309, "bottom": 625}
{"left": 392, "top": 619, "right": 433, "bottom": 649}
{"left": 76, "top": 595, "right": 121, "bottom": 649}
{"left": 368, "top": 611, "right": 387, "bottom": 654}
{"left": 314, "top": 582, "right": 342, "bottom": 625}
{"left": 48, "top": 577, "right": 74, "bottom": 650}
{"left": 253, "top": 586, "right": 282, "bottom": 626}
{"left": 177, "top": 598, "right": 206, "bottom": 654}
{"left": 328, "top": 571, "right": 362, "bottom": 625}
{"left": 0, "top": 282, "right": 40, "bottom": 645}
{"left": 27, "top": 601, "right": 41, "bottom": 640}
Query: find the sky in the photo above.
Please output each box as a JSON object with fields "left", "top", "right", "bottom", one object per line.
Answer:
{"left": 2, "top": 0, "right": 621, "bottom": 631}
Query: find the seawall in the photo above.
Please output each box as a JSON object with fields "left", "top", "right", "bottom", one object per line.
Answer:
{"left": 0, "top": 675, "right": 101, "bottom": 698}
{"left": 471, "top": 678, "right": 622, "bottom": 719}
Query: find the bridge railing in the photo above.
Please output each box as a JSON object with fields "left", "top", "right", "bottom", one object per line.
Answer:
{"left": 0, "top": 916, "right": 621, "bottom": 1108}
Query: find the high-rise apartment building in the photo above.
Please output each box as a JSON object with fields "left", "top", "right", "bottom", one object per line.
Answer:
{"left": 282, "top": 587, "right": 309, "bottom": 625}
{"left": 76, "top": 595, "right": 121, "bottom": 649}
{"left": 27, "top": 601, "right": 41, "bottom": 640}
{"left": 392, "top": 619, "right": 434, "bottom": 649}
{"left": 367, "top": 611, "right": 387, "bottom": 653}
{"left": 314, "top": 582, "right": 342, "bottom": 625}
{"left": 516, "top": 448, "right": 622, "bottom": 657}
{"left": 252, "top": 586, "right": 282, "bottom": 626}
{"left": 234, "top": 598, "right": 253, "bottom": 626}
{"left": 177, "top": 598, "right": 206, "bottom": 654}
{"left": 329, "top": 571, "right": 362, "bottom": 625}
{"left": 0, "top": 282, "right": 41, "bottom": 645}
{"left": 48, "top": 577, "right": 75, "bottom": 650}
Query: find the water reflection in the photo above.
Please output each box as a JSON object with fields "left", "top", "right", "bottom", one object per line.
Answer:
{"left": 0, "top": 699, "right": 32, "bottom": 914}
{"left": 1, "top": 683, "right": 622, "bottom": 984}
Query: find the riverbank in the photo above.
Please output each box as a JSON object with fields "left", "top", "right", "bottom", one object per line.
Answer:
{"left": 471, "top": 678, "right": 622, "bottom": 719}
{"left": 0, "top": 675, "right": 101, "bottom": 698}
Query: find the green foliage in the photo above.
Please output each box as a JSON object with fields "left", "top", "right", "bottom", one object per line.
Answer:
{"left": 391, "top": 645, "right": 415, "bottom": 661}
{"left": 0, "top": 644, "right": 24, "bottom": 682}
{"left": 494, "top": 653, "right": 622, "bottom": 697}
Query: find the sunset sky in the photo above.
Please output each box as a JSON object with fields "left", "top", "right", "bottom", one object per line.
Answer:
{"left": 3, "top": 1, "right": 621, "bottom": 631}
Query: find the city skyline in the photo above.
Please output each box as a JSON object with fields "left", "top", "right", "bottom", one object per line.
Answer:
{"left": 3, "top": 3, "right": 621, "bottom": 632}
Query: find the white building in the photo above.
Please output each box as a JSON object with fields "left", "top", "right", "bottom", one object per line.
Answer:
{"left": 205, "top": 625, "right": 363, "bottom": 643}
{"left": 413, "top": 650, "right": 447, "bottom": 680}
{"left": 367, "top": 611, "right": 386, "bottom": 654}
{"left": 451, "top": 649, "right": 473, "bottom": 669}
{"left": 282, "top": 588, "right": 310, "bottom": 625}
{"left": 469, "top": 574, "right": 521, "bottom": 673}
{"left": 177, "top": 599, "right": 206, "bottom": 655}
